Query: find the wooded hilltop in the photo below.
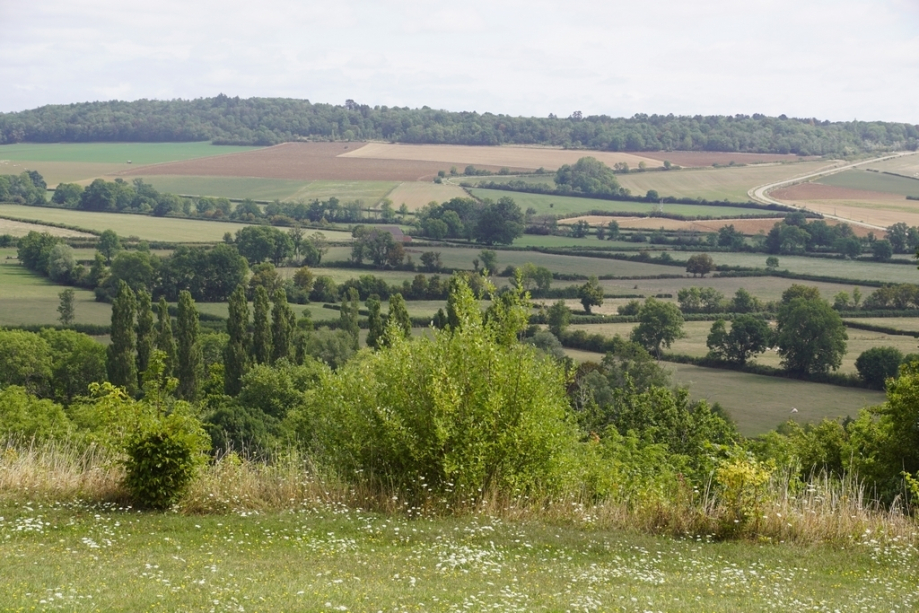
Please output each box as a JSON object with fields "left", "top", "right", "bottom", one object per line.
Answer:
{"left": 1, "top": 95, "right": 917, "bottom": 154}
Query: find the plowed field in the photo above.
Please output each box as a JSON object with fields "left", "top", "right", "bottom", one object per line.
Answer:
{"left": 122, "top": 142, "right": 465, "bottom": 182}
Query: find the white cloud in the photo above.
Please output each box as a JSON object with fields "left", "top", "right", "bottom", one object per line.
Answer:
{"left": 0, "top": 0, "right": 916, "bottom": 122}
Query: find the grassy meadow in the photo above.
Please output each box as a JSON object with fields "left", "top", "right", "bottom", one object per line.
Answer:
{"left": 469, "top": 188, "right": 761, "bottom": 218}
{"left": 1, "top": 500, "right": 916, "bottom": 612}
{"left": 0, "top": 204, "right": 353, "bottom": 243}
{"left": 0, "top": 142, "right": 258, "bottom": 165}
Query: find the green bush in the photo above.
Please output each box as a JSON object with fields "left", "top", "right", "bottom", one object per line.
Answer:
{"left": 0, "top": 386, "right": 71, "bottom": 440}
{"left": 124, "top": 411, "right": 208, "bottom": 510}
{"left": 291, "top": 276, "right": 579, "bottom": 504}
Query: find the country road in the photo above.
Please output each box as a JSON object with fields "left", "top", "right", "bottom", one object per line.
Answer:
{"left": 747, "top": 151, "right": 918, "bottom": 231}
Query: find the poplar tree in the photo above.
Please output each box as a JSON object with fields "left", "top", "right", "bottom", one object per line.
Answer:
{"left": 365, "top": 294, "right": 384, "bottom": 349}
{"left": 252, "top": 285, "right": 272, "bottom": 365}
{"left": 387, "top": 293, "right": 412, "bottom": 342}
{"left": 175, "top": 290, "right": 202, "bottom": 401}
{"left": 155, "top": 297, "right": 177, "bottom": 376}
{"left": 271, "top": 288, "right": 295, "bottom": 363}
{"left": 224, "top": 284, "right": 250, "bottom": 395}
{"left": 135, "top": 289, "right": 155, "bottom": 385}
{"left": 339, "top": 288, "right": 360, "bottom": 351}
{"left": 107, "top": 281, "right": 137, "bottom": 396}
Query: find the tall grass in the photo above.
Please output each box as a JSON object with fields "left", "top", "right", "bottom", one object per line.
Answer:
{"left": 2, "top": 440, "right": 915, "bottom": 545}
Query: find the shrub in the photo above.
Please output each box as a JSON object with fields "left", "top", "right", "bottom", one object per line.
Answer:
{"left": 124, "top": 411, "right": 209, "bottom": 509}
{"left": 855, "top": 346, "right": 903, "bottom": 389}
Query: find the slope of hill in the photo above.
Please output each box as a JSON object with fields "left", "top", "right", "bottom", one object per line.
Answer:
{"left": 1, "top": 95, "right": 916, "bottom": 154}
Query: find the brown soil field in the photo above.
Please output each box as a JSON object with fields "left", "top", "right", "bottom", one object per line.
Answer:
{"left": 771, "top": 182, "right": 902, "bottom": 201}
{"left": 121, "top": 142, "right": 474, "bottom": 182}
{"left": 639, "top": 151, "right": 818, "bottom": 167}
{"left": 562, "top": 215, "right": 879, "bottom": 237}
{"left": 339, "top": 143, "right": 660, "bottom": 171}
{"left": 386, "top": 181, "right": 469, "bottom": 210}
{"left": 0, "top": 217, "right": 95, "bottom": 238}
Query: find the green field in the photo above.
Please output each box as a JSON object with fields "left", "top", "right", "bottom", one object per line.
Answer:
{"left": 3, "top": 502, "right": 914, "bottom": 612}
{"left": 594, "top": 275, "right": 856, "bottom": 304}
{"left": 676, "top": 250, "right": 915, "bottom": 284}
{"left": 564, "top": 345, "right": 884, "bottom": 435}
{"left": 616, "top": 160, "right": 834, "bottom": 202}
{"left": 469, "top": 188, "right": 761, "bottom": 217}
{"left": 818, "top": 168, "right": 919, "bottom": 197}
{"left": 0, "top": 142, "right": 258, "bottom": 165}
{"left": 0, "top": 204, "right": 353, "bottom": 243}
{"left": 510, "top": 235, "right": 640, "bottom": 249}
{"left": 0, "top": 249, "right": 111, "bottom": 327}
{"left": 120, "top": 176, "right": 399, "bottom": 204}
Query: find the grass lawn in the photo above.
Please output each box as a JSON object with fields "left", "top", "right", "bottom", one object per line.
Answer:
{"left": 846, "top": 316, "right": 919, "bottom": 333}
{"left": 0, "top": 142, "right": 258, "bottom": 165}
{"left": 818, "top": 168, "right": 919, "bottom": 197}
{"left": 469, "top": 188, "right": 760, "bottom": 218}
{"left": 1, "top": 502, "right": 915, "bottom": 612}
{"left": 0, "top": 249, "right": 111, "bottom": 327}
{"left": 616, "top": 160, "right": 834, "bottom": 202}
{"left": 0, "top": 204, "right": 353, "bottom": 243}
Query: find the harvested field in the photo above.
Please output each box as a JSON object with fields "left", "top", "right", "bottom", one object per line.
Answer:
{"left": 124, "top": 142, "right": 491, "bottom": 182}
{"left": 338, "top": 143, "right": 660, "bottom": 171}
{"left": 0, "top": 217, "right": 95, "bottom": 238}
{"left": 617, "top": 160, "right": 836, "bottom": 202}
{"left": 869, "top": 152, "right": 919, "bottom": 178}
{"left": 772, "top": 182, "right": 903, "bottom": 201}
{"left": 386, "top": 181, "right": 469, "bottom": 210}
{"left": 638, "top": 151, "right": 817, "bottom": 167}
{"left": 771, "top": 185, "right": 919, "bottom": 228}
{"left": 819, "top": 168, "right": 919, "bottom": 197}
{"left": 561, "top": 215, "right": 878, "bottom": 237}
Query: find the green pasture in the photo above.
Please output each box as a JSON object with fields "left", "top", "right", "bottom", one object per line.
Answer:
{"left": 616, "top": 160, "right": 833, "bottom": 202}
{"left": 469, "top": 188, "right": 761, "bottom": 218}
{"left": 675, "top": 250, "right": 916, "bottom": 284}
{"left": 128, "top": 177, "right": 400, "bottom": 203}
{"left": 0, "top": 249, "right": 111, "bottom": 327}
{"left": 0, "top": 142, "right": 258, "bottom": 165}
{"left": 510, "top": 234, "right": 639, "bottom": 249}
{"left": 818, "top": 168, "right": 919, "bottom": 197}
{"left": 3, "top": 503, "right": 914, "bottom": 612}
{"left": 564, "top": 346, "right": 884, "bottom": 436}
{"left": 0, "top": 204, "right": 353, "bottom": 243}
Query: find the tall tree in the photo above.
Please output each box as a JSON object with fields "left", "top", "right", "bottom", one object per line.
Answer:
{"left": 224, "top": 285, "right": 250, "bottom": 395}
{"left": 135, "top": 289, "right": 155, "bottom": 384}
{"left": 775, "top": 297, "right": 847, "bottom": 375}
{"left": 155, "top": 297, "right": 177, "bottom": 377}
{"left": 339, "top": 288, "right": 361, "bottom": 351}
{"left": 252, "top": 285, "right": 272, "bottom": 364}
{"left": 107, "top": 281, "right": 138, "bottom": 396}
{"left": 271, "top": 288, "right": 295, "bottom": 363}
{"left": 57, "top": 288, "right": 75, "bottom": 326}
{"left": 387, "top": 293, "right": 412, "bottom": 342}
{"left": 365, "top": 294, "right": 384, "bottom": 349}
{"left": 630, "top": 298, "right": 685, "bottom": 358}
{"left": 175, "top": 290, "right": 202, "bottom": 401}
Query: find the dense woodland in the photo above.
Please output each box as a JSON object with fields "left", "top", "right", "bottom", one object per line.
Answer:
{"left": 2, "top": 95, "right": 918, "bottom": 154}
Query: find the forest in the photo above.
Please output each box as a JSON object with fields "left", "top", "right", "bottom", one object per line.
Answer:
{"left": 2, "top": 95, "right": 918, "bottom": 153}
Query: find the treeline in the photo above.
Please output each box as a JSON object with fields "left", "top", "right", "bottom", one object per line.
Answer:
{"left": 0, "top": 170, "right": 46, "bottom": 204}
{"left": 2, "top": 95, "right": 917, "bottom": 154}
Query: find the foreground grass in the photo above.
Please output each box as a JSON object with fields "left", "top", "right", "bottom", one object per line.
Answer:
{"left": 1, "top": 500, "right": 917, "bottom": 612}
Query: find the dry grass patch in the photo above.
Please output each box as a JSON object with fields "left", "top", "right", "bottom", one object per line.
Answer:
{"left": 0, "top": 218, "right": 94, "bottom": 238}
{"left": 340, "top": 142, "right": 661, "bottom": 171}
{"left": 387, "top": 181, "right": 469, "bottom": 210}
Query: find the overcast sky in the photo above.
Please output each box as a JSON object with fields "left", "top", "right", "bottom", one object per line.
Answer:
{"left": 2, "top": 0, "right": 917, "bottom": 122}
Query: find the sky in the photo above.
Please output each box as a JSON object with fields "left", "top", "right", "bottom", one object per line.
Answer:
{"left": 1, "top": 0, "right": 917, "bottom": 122}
